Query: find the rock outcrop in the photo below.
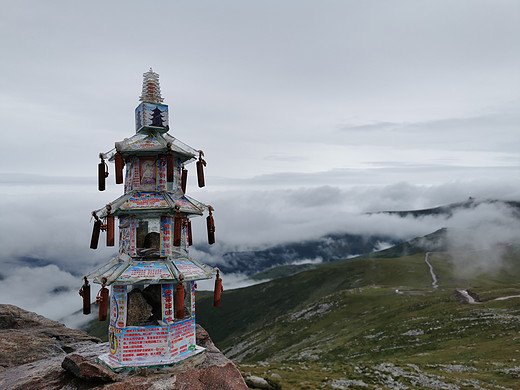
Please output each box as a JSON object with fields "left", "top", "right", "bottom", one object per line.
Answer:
{"left": 0, "top": 304, "right": 248, "bottom": 389}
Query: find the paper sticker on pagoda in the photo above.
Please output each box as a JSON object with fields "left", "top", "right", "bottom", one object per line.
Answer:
{"left": 121, "top": 193, "right": 169, "bottom": 210}
{"left": 117, "top": 261, "right": 173, "bottom": 282}
{"left": 110, "top": 285, "right": 128, "bottom": 328}
{"left": 125, "top": 134, "right": 165, "bottom": 151}
{"left": 135, "top": 103, "right": 169, "bottom": 132}
{"left": 160, "top": 216, "right": 172, "bottom": 256}
{"left": 162, "top": 284, "right": 174, "bottom": 324}
{"left": 173, "top": 258, "right": 207, "bottom": 278}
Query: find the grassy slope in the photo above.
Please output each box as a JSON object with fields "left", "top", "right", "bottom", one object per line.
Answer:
{"left": 197, "top": 251, "right": 520, "bottom": 389}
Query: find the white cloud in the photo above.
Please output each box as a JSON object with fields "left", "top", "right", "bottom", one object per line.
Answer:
{"left": 291, "top": 257, "right": 323, "bottom": 266}
{"left": 0, "top": 264, "right": 87, "bottom": 326}
{"left": 443, "top": 202, "right": 520, "bottom": 275}
{"left": 196, "top": 272, "right": 268, "bottom": 292}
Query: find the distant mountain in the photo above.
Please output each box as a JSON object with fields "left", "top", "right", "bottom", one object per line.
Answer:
{"left": 203, "top": 198, "right": 520, "bottom": 277}
{"left": 248, "top": 228, "right": 449, "bottom": 281}
{"left": 210, "top": 233, "right": 402, "bottom": 275}
{"left": 364, "top": 228, "right": 449, "bottom": 258}
{"left": 375, "top": 198, "right": 520, "bottom": 218}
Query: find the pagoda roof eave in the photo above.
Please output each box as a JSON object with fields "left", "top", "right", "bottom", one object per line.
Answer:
{"left": 87, "top": 254, "right": 216, "bottom": 286}
{"left": 101, "top": 133, "right": 197, "bottom": 164}
{"left": 93, "top": 191, "right": 205, "bottom": 219}
{"left": 163, "top": 134, "right": 199, "bottom": 160}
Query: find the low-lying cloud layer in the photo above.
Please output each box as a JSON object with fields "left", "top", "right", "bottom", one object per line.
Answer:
{"left": 1, "top": 179, "right": 519, "bottom": 328}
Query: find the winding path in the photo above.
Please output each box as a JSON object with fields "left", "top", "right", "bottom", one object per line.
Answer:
{"left": 424, "top": 252, "right": 438, "bottom": 289}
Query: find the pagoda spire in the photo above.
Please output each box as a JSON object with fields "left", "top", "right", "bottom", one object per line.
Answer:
{"left": 139, "top": 68, "right": 164, "bottom": 103}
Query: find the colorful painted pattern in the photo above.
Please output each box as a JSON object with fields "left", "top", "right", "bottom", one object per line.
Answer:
{"left": 157, "top": 155, "right": 167, "bottom": 191}
{"left": 108, "top": 318, "right": 196, "bottom": 366}
{"left": 125, "top": 134, "right": 164, "bottom": 151}
{"left": 173, "top": 258, "right": 206, "bottom": 278}
{"left": 117, "top": 261, "right": 173, "bottom": 282}
{"left": 129, "top": 217, "right": 137, "bottom": 256}
{"left": 161, "top": 284, "right": 174, "bottom": 324}
{"left": 132, "top": 159, "right": 140, "bottom": 190}
{"left": 135, "top": 102, "right": 169, "bottom": 132}
{"left": 121, "top": 192, "right": 169, "bottom": 210}
{"left": 160, "top": 216, "right": 172, "bottom": 256}
{"left": 110, "top": 285, "right": 128, "bottom": 328}
{"left": 124, "top": 160, "right": 133, "bottom": 193}
{"left": 191, "top": 281, "right": 196, "bottom": 317}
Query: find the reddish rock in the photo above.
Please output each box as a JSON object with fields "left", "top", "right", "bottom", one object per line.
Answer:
{"left": 0, "top": 304, "right": 248, "bottom": 390}
{"left": 62, "top": 353, "right": 119, "bottom": 382}
{"left": 0, "top": 304, "right": 100, "bottom": 368}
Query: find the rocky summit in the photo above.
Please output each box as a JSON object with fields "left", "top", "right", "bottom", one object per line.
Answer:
{"left": 0, "top": 304, "right": 247, "bottom": 389}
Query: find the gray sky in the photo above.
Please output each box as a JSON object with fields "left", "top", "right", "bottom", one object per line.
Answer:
{"left": 1, "top": 1, "right": 520, "bottom": 321}
{"left": 1, "top": 0, "right": 519, "bottom": 184}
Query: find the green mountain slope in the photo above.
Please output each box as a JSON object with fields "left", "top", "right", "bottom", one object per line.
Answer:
{"left": 196, "top": 249, "right": 520, "bottom": 389}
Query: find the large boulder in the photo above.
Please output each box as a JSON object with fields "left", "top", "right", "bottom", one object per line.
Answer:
{"left": 0, "top": 304, "right": 100, "bottom": 368}
{"left": 0, "top": 304, "right": 248, "bottom": 390}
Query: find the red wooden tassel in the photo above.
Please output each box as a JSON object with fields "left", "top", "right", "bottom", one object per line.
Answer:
{"left": 167, "top": 154, "right": 174, "bottom": 182}
{"left": 78, "top": 277, "right": 91, "bottom": 315}
{"left": 173, "top": 213, "right": 182, "bottom": 247}
{"left": 90, "top": 220, "right": 101, "bottom": 249}
{"left": 181, "top": 168, "right": 188, "bottom": 193}
{"left": 213, "top": 269, "right": 223, "bottom": 307}
{"left": 207, "top": 208, "right": 215, "bottom": 245}
{"left": 106, "top": 215, "right": 115, "bottom": 247}
{"left": 196, "top": 151, "right": 206, "bottom": 188}
{"left": 98, "top": 161, "right": 106, "bottom": 191}
{"left": 175, "top": 280, "right": 185, "bottom": 319}
{"left": 115, "top": 153, "right": 124, "bottom": 184}
{"left": 196, "top": 160, "right": 205, "bottom": 188}
{"left": 187, "top": 220, "right": 193, "bottom": 246}
{"left": 97, "top": 281, "right": 109, "bottom": 321}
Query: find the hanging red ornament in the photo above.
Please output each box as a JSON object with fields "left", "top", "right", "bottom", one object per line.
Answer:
{"left": 98, "top": 155, "right": 108, "bottom": 191}
{"left": 187, "top": 220, "right": 193, "bottom": 246}
{"left": 114, "top": 152, "right": 124, "bottom": 184}
{"left": 78, "top": 277, "right": 91, "bottom": 315}
{"left": 181, "top": 167, "right": 188, "bottom": 193}
{"left": 213, "top": 269, "right": 223, "bottom": 307}
{"left": 106, "top": 215, "right": 115, "bottom": 247}
{"left": 206, "top": 206, "right": 215, "bottom": 245}
{"left": 175, "top": 277, "right": 185, "bottom": 319}
{"left": 196, "top": 151, "right": 206, "bottom": 188}
{"left": 173, "top": 210, "right": 182, "bottom": 247}
{"left": 90, "top": 218, "right": 101, "bottom": 249}
{"left": 96, "top": 278, "right": 109, "bottom": 321}
{"left": 167, "top": 153, "right": 174, "bottom": 182}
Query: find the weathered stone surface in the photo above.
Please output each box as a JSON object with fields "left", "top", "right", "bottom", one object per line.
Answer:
{"left": 0, "top": 304, "right": 248, "bottom": 390}
{"left": 62, "top": 353, "right": 119, "bottom": 382}
{"left": 142, "top": 284, "right": 163, "bottom": 322}
{"left": 0, "top": 304, "right": 100, "bottom": 368}
{"left": 245, "top": 375, "right": 270, "bottom": 389}
{"left": 126, "top": 288, "right": 153, "bottom": 326}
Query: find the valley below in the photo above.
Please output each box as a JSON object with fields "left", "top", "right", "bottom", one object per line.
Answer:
{"left": 196, "top": 250, "right": 520, "bottom": 389}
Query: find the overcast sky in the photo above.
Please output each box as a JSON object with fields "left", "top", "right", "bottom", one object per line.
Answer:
{"left": 1, "top": 1, "right": 520, "bottom": 322}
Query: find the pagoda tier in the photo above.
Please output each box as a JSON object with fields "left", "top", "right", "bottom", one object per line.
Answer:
{"left": 88, "top": 253, "right": 214, "bottom": 286}
{"left": 139, "top": 68, "right": 164, "bottom": 104}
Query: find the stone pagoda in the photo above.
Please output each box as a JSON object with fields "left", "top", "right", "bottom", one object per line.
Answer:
{"left": 80, "top": 69, "right": 221, "bottom": 369}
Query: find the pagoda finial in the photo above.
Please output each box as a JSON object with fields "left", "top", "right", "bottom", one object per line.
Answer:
{"left": 139, "top": 68, "right": 164, "bottom": 104}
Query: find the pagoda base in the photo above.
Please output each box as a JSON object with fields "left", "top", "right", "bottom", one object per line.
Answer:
{"left": 97, "top": 345, "right": 206, "bottom": 372}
